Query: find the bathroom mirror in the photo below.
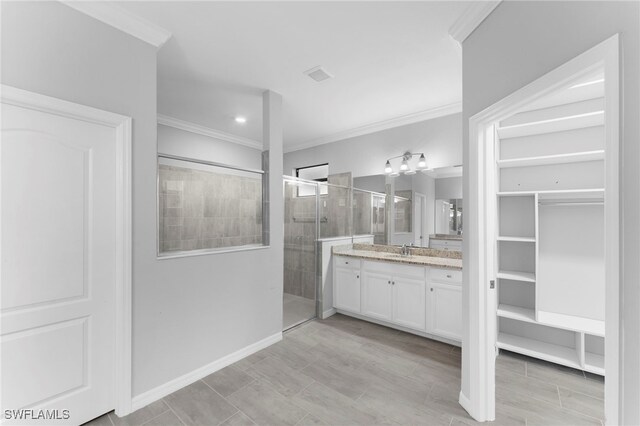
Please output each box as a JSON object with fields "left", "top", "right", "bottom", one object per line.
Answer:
{"left": 435, "top": 198, "right": 463, "bottom": 235}
{"left": 352, "top": 164, "right": 463, "bottom": 247}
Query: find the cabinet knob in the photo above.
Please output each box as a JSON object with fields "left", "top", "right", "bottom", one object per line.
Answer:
{"left": 356, "top": 275, "right": 359, "bottom": 279}
{"left": 392, "top": 281, "right": 395, "bottom": 285}
{"left": 446, "top": 274, "right": 452, "bottom": 278}
{"left": 388, "top": 280, "right": 391, "bottom": 284}
{"left": 430, "top": 288, "right": 434, "bottom": 292}
{"left": 345, "top": 261, "right": 349, "bottom": 264}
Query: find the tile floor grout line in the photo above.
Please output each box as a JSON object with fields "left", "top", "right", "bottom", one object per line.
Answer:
{"left": 161, "top": 398, "right": 187, "bottom": 426}
{"left": 555, "top": 383, "right": 605, "bottom": 401}
{"left": 215, "top": 409, "right": 241, "bottom": 426}
{"left": 106, "top": 412, "right": 115, "bottom": 426}
{"left": 556, "top": 385, "right": 563, "bottom": 408}
{"left": 293, "top": 412, "right": 311, "bottom": 426}
{"left": 139, "top": 408, "right": 171, "bottom": 426}
{"left": 557, "top": 404, "right": 606, "bottom": 424}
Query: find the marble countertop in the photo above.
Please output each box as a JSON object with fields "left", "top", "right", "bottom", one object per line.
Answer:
{"left": 332, "top": 245, "right": 462, "bottom": 270}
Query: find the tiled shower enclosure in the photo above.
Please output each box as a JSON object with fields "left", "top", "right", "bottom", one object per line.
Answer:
{"left": 158, "top": 159, "right": 263, "bottom": 255}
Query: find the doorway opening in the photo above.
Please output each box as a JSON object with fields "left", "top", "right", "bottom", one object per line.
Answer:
{"left": 463, "top": 35, "right": 619, "bottom": 423}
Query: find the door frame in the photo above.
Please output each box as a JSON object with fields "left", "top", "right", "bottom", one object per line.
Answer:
{"left": 414, "top": 192, "right": 426, "bottom": 246}
{"left": 462, "top": 35, "right": 619, "bottom": 423}
{"left": 1, "top": 85, "right": 134, "bottom": 416}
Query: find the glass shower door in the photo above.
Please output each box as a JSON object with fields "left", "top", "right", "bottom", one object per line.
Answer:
{"left": 283, "top": 178, "right": 318, "bottom": 330}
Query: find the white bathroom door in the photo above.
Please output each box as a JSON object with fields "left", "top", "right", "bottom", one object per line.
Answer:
{"left": 1, "top": 97, "right": 118, "bottom": 424}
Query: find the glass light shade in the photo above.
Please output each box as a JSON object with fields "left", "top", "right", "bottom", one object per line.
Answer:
{"left": 417, "top": 154, "right": 427, "bottom": 168}
{"left": 384, "top": 160, "right": 393, "bottom": 174}
{"left": 400, "top": 159, "right": 409, "bottom": 171}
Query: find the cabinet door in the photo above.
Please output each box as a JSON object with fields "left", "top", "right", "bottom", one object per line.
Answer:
{"left": 361, "top": 271, "right": 393, "bottom": 321}
{"left": 392, "top": 276, "right": 426, "bottom": 331}
{"left": 334, "top": 266, "right": 361, "bottom": 313}
{"left": 428, "top": 282, "right": 462, "bottom": 341}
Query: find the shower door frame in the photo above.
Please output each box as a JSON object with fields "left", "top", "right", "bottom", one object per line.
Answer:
{"left": 283, "top": 176, "right": 322, "bottom": 328}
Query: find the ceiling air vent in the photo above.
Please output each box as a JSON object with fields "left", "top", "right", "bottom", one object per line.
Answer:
{"left": 304, "top": 66, "right": 334, "bottom": 82}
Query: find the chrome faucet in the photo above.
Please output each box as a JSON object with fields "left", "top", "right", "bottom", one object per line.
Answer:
{"left": 401, "top": 244, "right": 410, "bottom": 256}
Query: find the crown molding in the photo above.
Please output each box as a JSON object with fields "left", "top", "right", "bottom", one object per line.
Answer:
{"left": 284, "top": 102, "right": 461, "bottom": 154}
{"left": 61, "top": 1, "right": 172, "bottom": 48}
{"left": 449, "top": 1, "right": 502, "bottom": 44}
{"left": 158, "top": 114, "right": 263, "bottom": 150}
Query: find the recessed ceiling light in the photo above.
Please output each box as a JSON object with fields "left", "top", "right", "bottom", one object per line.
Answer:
{"left": 234, "top": 116, "right": 247, "bottom": 124}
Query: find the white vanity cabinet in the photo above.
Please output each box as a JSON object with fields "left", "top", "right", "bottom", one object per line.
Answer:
{"left": 429, "top": 238, "right": 462, "bottom": 251}
{"left": 392, "top": 275, "right": 427, "bottom": 332}
{"left": 427, "top": 268, "right": 463, "bottom": 341}
{"left": 333, "top": 257, "right": 361, "bottom": 313}
{"left": 361, "top": 261, "right": 426, "bottom": 331}
{"left": 333, "top": 255, "right": 461, "bottom": 343}
{"left": 361, "top": 269, "right": 394, "bottom": 321}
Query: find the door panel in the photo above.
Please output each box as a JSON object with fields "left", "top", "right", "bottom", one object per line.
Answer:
{"left": 334, "top": 266, "right": 360, "bottom": 313}
{"left": 1, "top": 101, "right": 116, "bottom": 424}
{"left": 2, "top": 132, "right": 88, "bottom": 310}
{"left": 428, "top": 282, "right": 462, "bottom": 341}
{"left": 393, "top": 276, "right": 426, "bottom": 331}
{"left": 362, "top": 271, "right": 392, "bottom": 321}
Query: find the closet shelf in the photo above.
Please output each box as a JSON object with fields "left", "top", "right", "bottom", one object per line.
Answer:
{"left": 496, "top": 110, "right": 604, "bottom": 139}
{"left": 497, "top": 270, "right": 535, "bottom": 283}
{"left": 584, "top": 352, "right": 605, "bottom": 375}
{"left": 537, "top": 188, "right": 604, "bottom": 202}
{"left": 537, "top": 310, "right": 605, "bottom": 336}
{"left": 498, "top": 188, "right": 604, "bottom": 200}
{"left": 497, "top": 304, "right": 535, "bottom": 323}
{"left": 497, "top": 332, "right": 581, "bottom": 369}
{"left": 497, "top": 150, "right": 604, "bottom": 169}
{"left": 497, "top": 236, "right": 536, "bottom": 243}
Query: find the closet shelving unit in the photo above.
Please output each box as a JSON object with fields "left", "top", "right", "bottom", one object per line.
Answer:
{"left": 494, "top": 103, "right": 606, "bottom": 376}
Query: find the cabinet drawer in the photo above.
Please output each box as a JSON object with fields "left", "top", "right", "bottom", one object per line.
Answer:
{"left": 430, "top": 239, "right": 462, "bottom": 250}
{"left": 363, "top": 260, "right": 425, "bottom": 279}
{"left": 429, "top": 268, "right": 462, "bottom": 284}
{"left": 334, "top": 256, "right": 361, "bottom": 269}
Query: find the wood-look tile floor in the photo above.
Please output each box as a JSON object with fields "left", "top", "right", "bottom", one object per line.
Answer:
{"left": 86, "top": 314, "right": 604, "bottom": 426}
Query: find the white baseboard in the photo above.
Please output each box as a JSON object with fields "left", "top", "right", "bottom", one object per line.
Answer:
{"left": 131, "top": 332, "right": 282, "bottom": 412}
{"left": 459, "top": 390, "right": 489, "bottom": 422}
{"left": 458, "top": 391, "right": 472, "bottom": 416}
{"left": 322, "top": 308, "right": 337, "bottom": 319}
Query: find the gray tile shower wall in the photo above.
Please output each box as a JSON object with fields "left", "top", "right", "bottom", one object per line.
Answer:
{"left": 158, "top": 164, "right": 263, "bottom": 253}
{"left": 283, "top": 173, "right": 360, "bottom": 301}
{"left": 353, "top": 190, "right": 373, "bottom": 236}
{"left": 322, "top": 172, "right": 353, "bottom": 238}
{"left": 284, "top": 183, "right": 317, "bottom": 300}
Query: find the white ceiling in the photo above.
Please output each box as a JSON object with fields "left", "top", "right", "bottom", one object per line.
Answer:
{"left": 117, "top": 1, "right": 469, "bottom": 150}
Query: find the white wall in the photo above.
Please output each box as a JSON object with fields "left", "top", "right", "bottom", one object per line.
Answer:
{"left": 283, "top": 113, "right": 462, "bottom": 177}
{"left": 461, "top": 2, "right": 640, "bottom": 423}
{"left": 158, "top": 124, "right": 262, "bottom": 170}
{"left": 2, "top": 2, "right": 284, "bottom": 400}
{"left": 435, "top": 176, "right": 462, "bottom": 200}
{"left": 353, "top": 175, "right": 386, "bottom": 193}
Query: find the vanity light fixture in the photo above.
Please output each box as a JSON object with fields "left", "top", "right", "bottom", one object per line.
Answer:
{"left": 418, "top": 153, "right": 427, "bottom": 168}
{"left": 234, "top": 116, "right": 247, "bottom": 124}
{"left": 384, "top": 151, "right": 428, "bottom": 176}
